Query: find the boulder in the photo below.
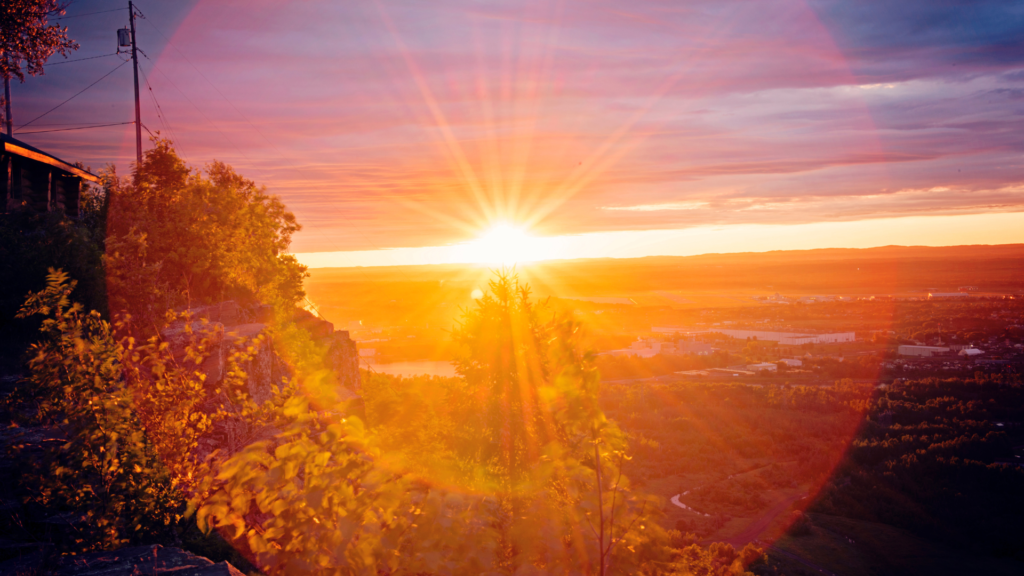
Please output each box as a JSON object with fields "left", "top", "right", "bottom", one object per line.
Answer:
{"left": 0, "top": 544, "right": 245, "bottom": 576}
{"left": 224, "top": 323, "right": 275, "bottom": 404}
{"left": 186, "top": 301, "right": 240, "bottom": 327}
{"left": 51, "top": 545, "right": 243, "bottom": 576}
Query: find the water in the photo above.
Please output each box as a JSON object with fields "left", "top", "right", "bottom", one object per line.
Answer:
{"left": 365, "top": 360, "right": 458, "bottom": 378}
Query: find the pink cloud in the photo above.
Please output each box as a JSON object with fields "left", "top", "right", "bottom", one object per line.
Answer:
{"left": 12, "top": 0, "right": 1024, "bottom": 252}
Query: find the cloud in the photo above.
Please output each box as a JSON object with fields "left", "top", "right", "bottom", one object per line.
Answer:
{"left": 12, "top": 0, "right": 1024, "bottom": 253}
{"left": 603, "top": 201, "right": 708, "bottom": 212}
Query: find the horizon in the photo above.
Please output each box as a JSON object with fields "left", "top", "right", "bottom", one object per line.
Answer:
{"left": 295, "top": 213, "right": 1024, "bottom": 268}
{"left": 300, "top": 240, "right": 1024, "bottom": 272}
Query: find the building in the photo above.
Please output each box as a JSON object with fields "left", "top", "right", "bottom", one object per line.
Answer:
{"left": 958, "top": 348, "right": 984, "bottom": 357}
{"left": 898, "top": 345, "right": 950, "bottom": 357}
{"left": 747, "top": 363, "right": 777, "bottom": 372}
{"left": 2, "top": 133, "right": 98, "bottom": 216}
{"left": 779, "top": 358, "right": 803, "bottom": 367}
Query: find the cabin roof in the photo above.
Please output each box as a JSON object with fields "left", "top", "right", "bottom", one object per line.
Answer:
{"left": 1, "top": 133, "right": 99, "bottom": 183}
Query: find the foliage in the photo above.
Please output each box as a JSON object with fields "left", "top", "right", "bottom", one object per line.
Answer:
{"left": 672, "top": 542, "right": 763, "bottom": 576}
{"left": 3, "top": 270, "right": 241, "bottom": 552}
{"left": 104, "top": 139, "right": 307, "bottom": 323}
{"left": 194, "top": 396, "right": 420, "bottom": 575}
{"left": 395, "top": 272, "right": 673, "bottom": 573}
{"left": 449, "top": 271, "right": 606, "bottom": 481}
{"left": 7, "top": 270, "right": 182, "bottom": 551}
{"left": 0, "top": 0, "right": 77, "bottom": 83}
{"left": 451, "top": 272, "right": 669, "bottom": 574}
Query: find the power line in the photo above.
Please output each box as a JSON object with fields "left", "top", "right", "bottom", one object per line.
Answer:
{"left": 17, "top": 121, "right": 134, "bottom": 135}
{"left": 137, "top": 61, "right": 188, "bottom": 162}
{"left": 14, "top": 121, "right": 127, "bottom": 127}
{"left": 16, "top": 60, "right": 129, "bottom": 130}
{"left": 136, "top": 54, "right": 248, "bottom": 161}
{"left": 56, "top": 8, "right": 126, "bottom": 19}
{"left": 47, "top": 53, "right": 119, "bottom": 66}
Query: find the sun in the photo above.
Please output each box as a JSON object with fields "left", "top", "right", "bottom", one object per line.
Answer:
{"left": 457, "top": 222, "right": 550, "bottom": 265}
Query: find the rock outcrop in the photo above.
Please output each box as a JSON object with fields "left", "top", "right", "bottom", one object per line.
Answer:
{"left": 328, "top": 330, "right": 361, "bottom": 392}
{"left": 0, "top": 544, "right": 244, "bottom": 576}
{"left": 159, "top": 302, "right": 361, "bottom": 457}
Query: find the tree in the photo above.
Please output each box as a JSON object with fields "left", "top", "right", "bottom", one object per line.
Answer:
{"left": 104, "top": 139, "right": 308, "bottom": 325}
{"left": 1, "top": 1, "right": 78, "bottom": 81}
{"left": 449, "top": 271, "right": 668, "bottom": 574}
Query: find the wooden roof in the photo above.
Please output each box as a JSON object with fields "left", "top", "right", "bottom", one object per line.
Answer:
{"left": 1, "top": 133, "right": 100, "bottom": 183}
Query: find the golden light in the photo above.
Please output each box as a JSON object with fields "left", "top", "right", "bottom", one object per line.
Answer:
{"left": 455, "top": 222, "right": 555, "bottom": 265}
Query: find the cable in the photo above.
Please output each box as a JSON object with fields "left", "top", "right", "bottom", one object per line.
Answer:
{"left": 137, "top": 61, "right": 188, "bottom": 162}
{"left": 14, "top": 121, "right": 125, "bottom": 127}
{"left": 56, "top": 8, "right": 126, "bottom": 19}
{"left": 16, "top": 60, "right": 129, "bottom": 130}
{"left": 135, "top": 52, "right": 248, "bottom": 161}
{"left": 47, "top": 53, "right": 119, "bottom": 66}
{"left": 16, "top": 121, "right": 134, "bottom": 135}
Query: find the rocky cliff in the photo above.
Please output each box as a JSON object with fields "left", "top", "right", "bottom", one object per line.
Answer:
{"left": 162, "top": 301, "right": 362, "bottom": 456}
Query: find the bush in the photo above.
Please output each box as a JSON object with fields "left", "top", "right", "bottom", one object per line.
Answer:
{"left": 104, "top": 139, "right": 307, "bottom": 324}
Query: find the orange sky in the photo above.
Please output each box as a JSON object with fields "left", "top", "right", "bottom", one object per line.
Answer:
{"left": 13, "top": 1, "right": 1024, "bottom": 264}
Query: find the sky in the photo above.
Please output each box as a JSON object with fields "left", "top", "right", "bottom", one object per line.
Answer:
{"left": 9, "top": 0, "right": 1024, "bottom": 266}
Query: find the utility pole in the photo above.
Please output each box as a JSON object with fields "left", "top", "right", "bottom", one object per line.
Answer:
{"left": 129, "top": 1, "right": 142, "bottom": 168}
{"left": 4, "top": 77, "right": 11, "bottom": 137}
